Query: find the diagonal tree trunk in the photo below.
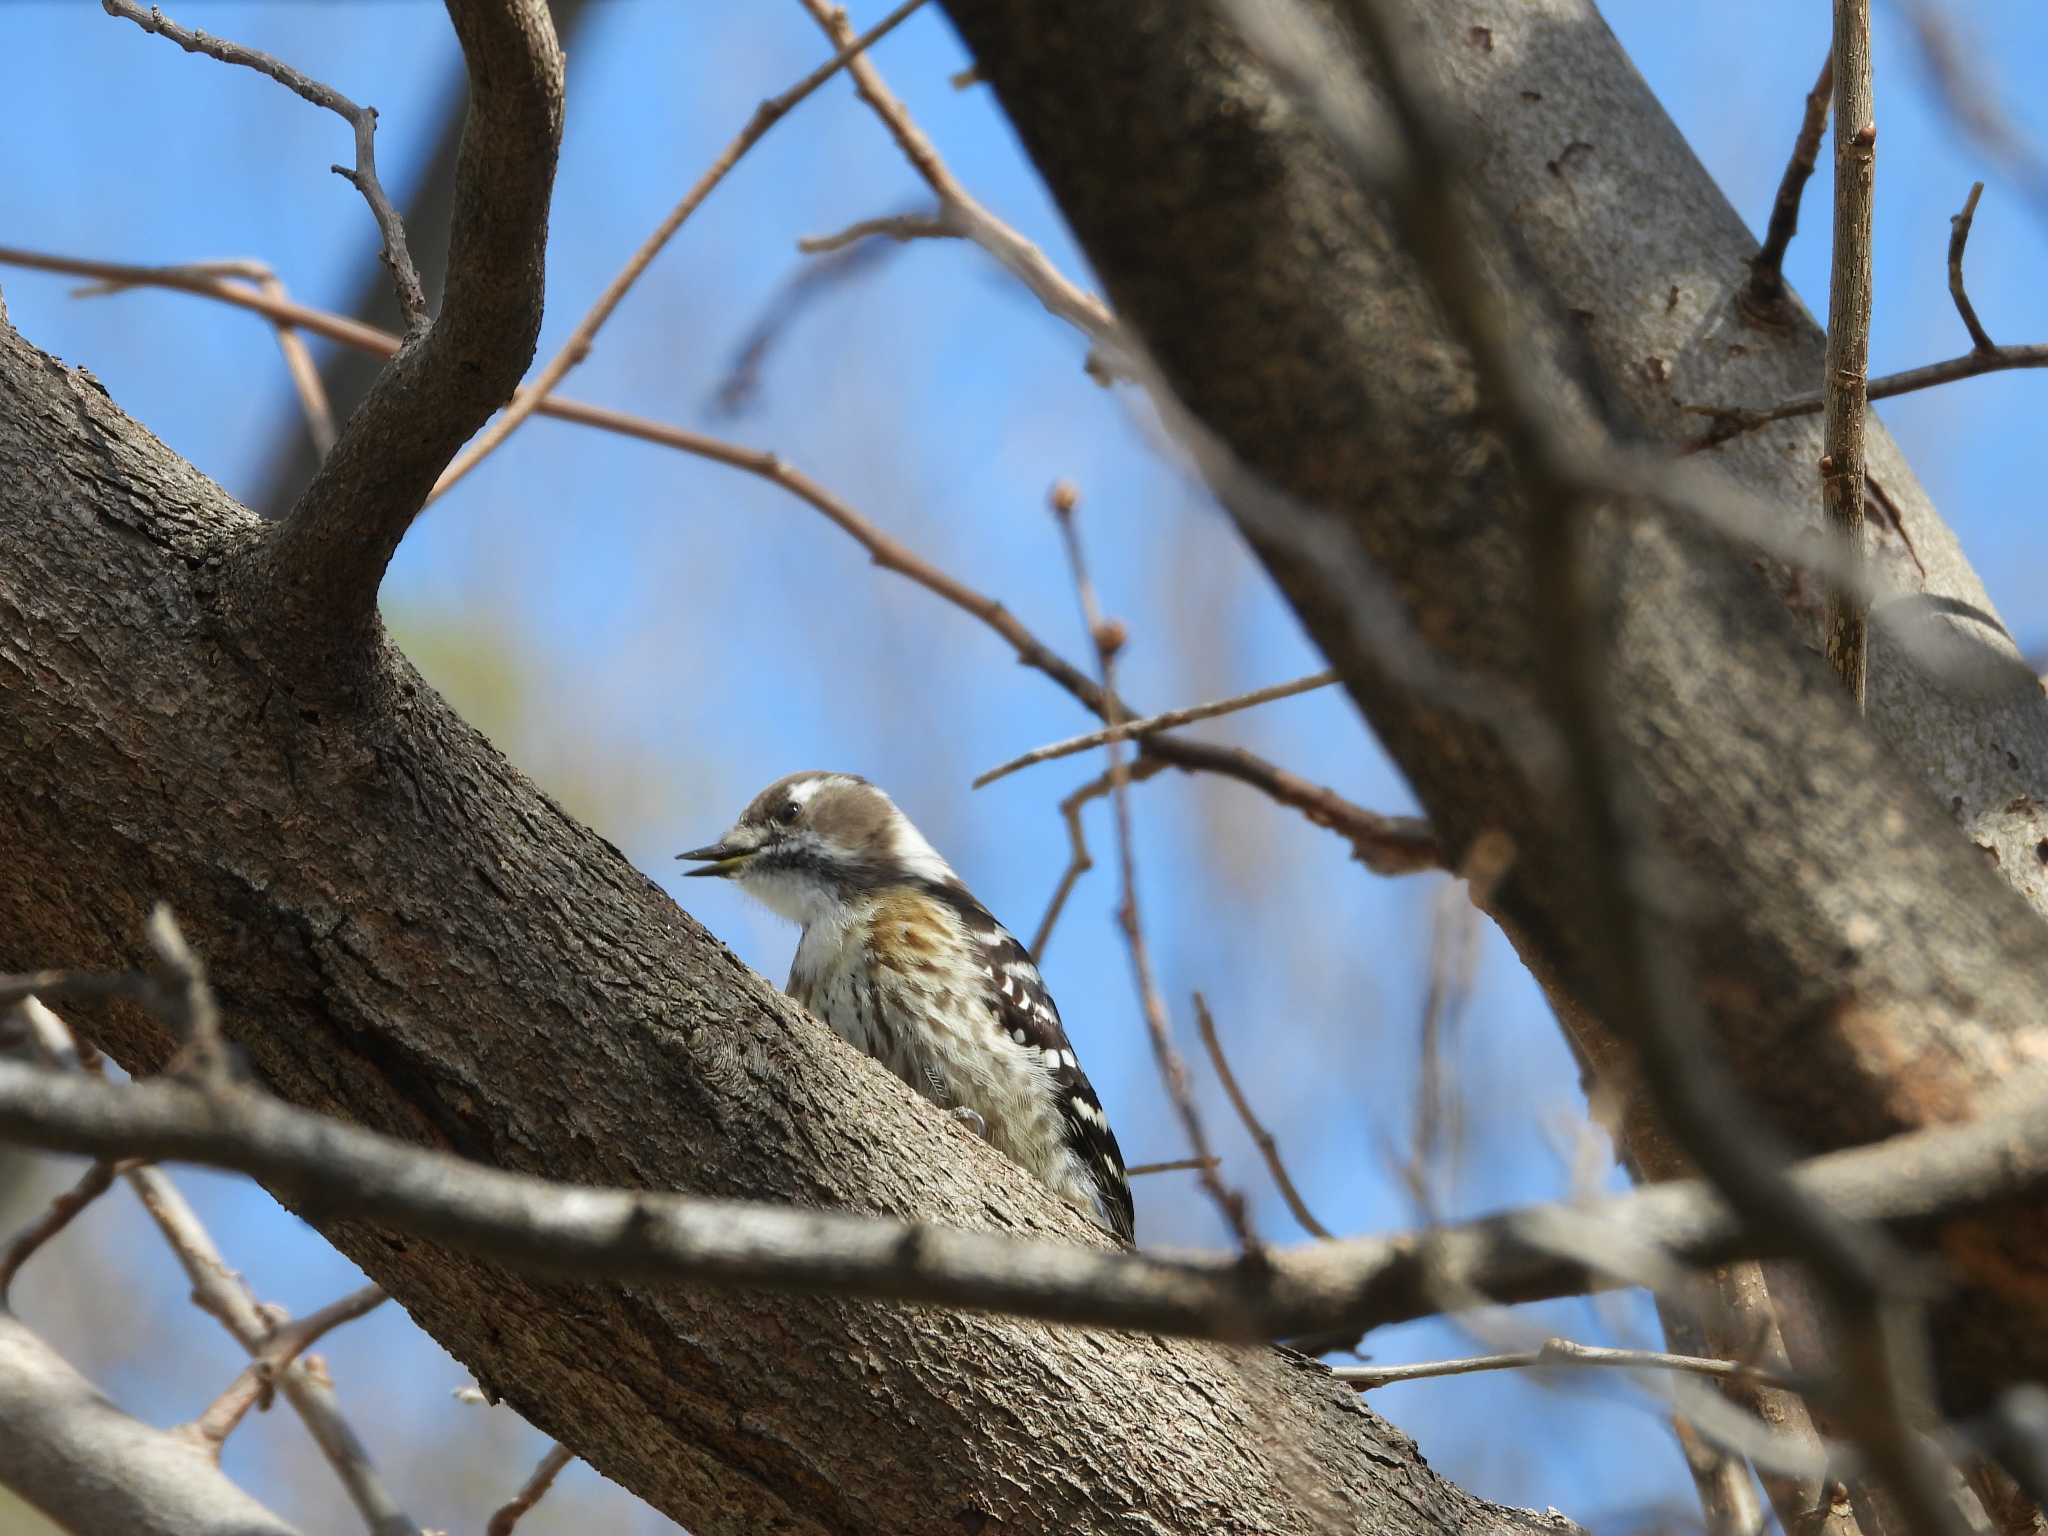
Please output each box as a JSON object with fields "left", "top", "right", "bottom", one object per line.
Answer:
{"left": 934, "top": 0, "right": 2048, "bottom": 1410}
{"left": 0, "top": 319, "right": 1557, "bottom": 1532}
{"left": 10, "top": 0, "right": 2048, "bottom": 1527}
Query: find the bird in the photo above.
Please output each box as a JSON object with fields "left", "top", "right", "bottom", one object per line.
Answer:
{"left": 678, "top": 771, "right": 1134, "bottom": 1243}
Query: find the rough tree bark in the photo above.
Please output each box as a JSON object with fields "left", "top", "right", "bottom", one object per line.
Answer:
{"left": 0, "top": 6, "right": 1565, "bottom": 1529}
{"left": 0, "top": 326, "right": 1561, "bottom": 1536}
{"left": 6, "top": 0, "right": 2046, "bottom": 1530}
{"left": 935, "top": 0, "right": 2048, "bottom": 1409}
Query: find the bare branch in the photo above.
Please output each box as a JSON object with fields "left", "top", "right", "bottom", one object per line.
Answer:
{"left": 1676, "top": 1263, "right": 1843, "bottom": 1534}
{"left": 146, "top": 904, "right": 228, "bottom": 1086}
{"left": 973, "top": 670, "right": 1340, "bottom": 788}
{"left": 793, "top": 0, "right": 1130, "bottom": 376}
{"left": 1684, "top": 339, "right": 2048, "bottom": 449}
{"left": 427, "top": 0, "right": 933, "bottom": 503}
{"left": 1821, "top": 0, "right": 1876, "bottom": 707}
{"left": 486, "top": 1443, "right": 574, "bottom": 1536}
{"left": 185, "top": 1285, "right": 387, "bottom": 1456}
{"left": 18, "top": 1000, "right": 422, "bottom": 1536}
{"left": 0, "top": 1155, "right": 141, "bottom": 1300}
{"left": 0, "top": 244, "right": 1433, "bottom": 875}
{"left": 1398, "top": 839, "right": 1507, "bottom": 1209}
{"left": 0, "top": 1059, "right": 2046, "bottom": 1347}
{"left": 0, "top": 1310, "right": 304, "bottom": 1536}
{"left": 12, "top": 997, "right": 85, "bottom": 1073}
{"left": 100, "top": 0, "right": 426, "bottom": 331}
{"left": 1031, "top": 762, "right": 1127, "bottom": 960}
{"left": 1744, "top": 51, "right": 1833, "bottom": 316}
{"left": 1055, "top": 484, "right": 1257, "bottom": 1255}
{"left": 1332, "top": 1335, "right": 1804, "bottom": 1393}
{"left": 1195, "top": 994, "right": 1333, "bottom": 1241}
{"left": 1125, "top": 1156, "right": 1222, "bottom": 1177}
{"left": 129, "top": 1170, "right": 421, "bottom": 1536}
{"left": 799, "top": 210, "right": 957, "bottom": 254}
{"left": 1275, "top": 1, "right": 1955, "bottom": 1525}
{"left": 231, "top": 0, "right": 565, "bottom": 674}
{"left": 1950, "top": 181, "right": 1997, "bottom": 353}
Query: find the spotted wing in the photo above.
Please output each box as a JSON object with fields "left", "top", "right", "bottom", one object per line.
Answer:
{"left": 941, "top": 892, "right": 1134, "bottom": 1244}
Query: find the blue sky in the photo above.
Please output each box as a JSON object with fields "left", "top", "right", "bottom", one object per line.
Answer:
{"left": 4, "top": 2, "right": 2046, "bottom": 1531}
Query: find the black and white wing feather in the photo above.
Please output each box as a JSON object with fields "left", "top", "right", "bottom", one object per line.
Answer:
{"left": 937, "top": 887, "right": 1134, "bottom": 1243}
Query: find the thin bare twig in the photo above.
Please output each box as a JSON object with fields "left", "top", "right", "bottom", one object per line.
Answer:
{"left": 1032, "top": 764, "right": 1125, "bottom": 960}
{"left": 799, "top": 210, "right": 956, "bottom": 254}
{"left": 1745, "top": 51, "right": 1834, "bottom": 315}
{"left": 1683, "top": 339, "right": 2048, "bottom": 449}
{"left": 147, "top": 903, "right": 230, "bottom": 1086}
{"left": 1949, "top": 181, "right": 1996, "bottom": 353}
{"left": 428, "top": 0, "right": 933, "bottom": 503}
{"left": 100, "top": 0, "right": 426, "bottom": 332}
{"left": 0, "top": 1156, "right": 143, "bottom": 1300}
{"left": 712, "top": 230, "right": 911, "bottom": 415}
{"left": 1275, "top": 0, "right": 1960, "bottom": 1525}
{"left": 1822, "top": 0, "right": 1876, "bottom": 708}
{"left": 0, "top": 243, "right": 1437, "bottom": 877}
{"left": 487, "top": 1443, "right": 575, "bottom": 1536}
{"left": 973, "top": 670, "right": 1340, "bottom": 789}
{"left": 1332, "top": 1335, "right": 1804, "bottom": 1393}
{"left": 130, "top": 1167, "right": 421, "bottom": 1536}
{"left": 186, "top": 1283, "right": 388, "bottom": 1456}
{"left": 1124, "top": 1156, "right": 1222, "bottom": 1177}
{"left": 793, "top": 0, "right": 1129, "bottom": 377}
{"left": 1400, "top": 834, "right": 1512, "bottom": 1210}
{"left": 11, "top": 998, "right": 88, "bottom": 1072}
{"left": 1053, "top": 483, "right": 1259, "bottom": 1255}
{"left": 1194, "top": 995, "right": 1331, "bottom": 1241}
{"left": 0, "top": 970, "right": 158, "bottom": 1012}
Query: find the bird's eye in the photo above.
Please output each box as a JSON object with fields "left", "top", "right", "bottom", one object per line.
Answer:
{"left": 776, "top": 801, "right": 801, "bottom": 826}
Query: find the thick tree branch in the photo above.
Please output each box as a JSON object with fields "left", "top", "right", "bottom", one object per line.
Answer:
{"left": 428, "top": 0, "right": 932, "bottom": 504}
{"left": 0, "top": 1310, "right": 303, "bottom": 1536}
{"left": 0, "top": 242, "right": 1435, "bottom": 879}
{"left": 230, "top": 0, "right": 564, "bottom": 677}
{"left": 935, "top": 0, "right": 2048, "bottom": 1418}
{"left": 0, "top": 309, "right": 1515, "bottom": 1534}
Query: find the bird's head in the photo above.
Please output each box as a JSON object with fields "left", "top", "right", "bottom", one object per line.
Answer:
{"left": 678, "top": 771, "right": 958, "bottom": 926}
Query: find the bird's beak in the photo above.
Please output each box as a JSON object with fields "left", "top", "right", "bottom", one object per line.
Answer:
{"left": 676, "top": 840, "right": 755, "bottom": 877}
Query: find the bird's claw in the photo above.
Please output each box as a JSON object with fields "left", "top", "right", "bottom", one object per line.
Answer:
{"left": 949, "top": 1105, "right": 988, "bottom": 1140}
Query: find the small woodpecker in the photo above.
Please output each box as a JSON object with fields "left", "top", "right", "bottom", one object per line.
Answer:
{"left": 680, "top": 771, "right": 1134, "bottom": 1243}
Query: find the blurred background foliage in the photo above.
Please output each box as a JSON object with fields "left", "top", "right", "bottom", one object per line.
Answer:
{"left": 3, "top": 1, "right": 2046, "bottom": 1530}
